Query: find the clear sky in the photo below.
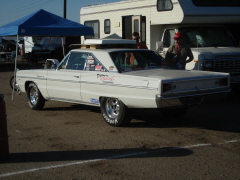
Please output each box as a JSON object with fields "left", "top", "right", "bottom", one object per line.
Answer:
{"left": 0, "top": 0, "right": 120, "bottom": 26}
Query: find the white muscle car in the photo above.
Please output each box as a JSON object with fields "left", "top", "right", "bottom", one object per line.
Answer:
{"left": 14, "top": 39, "right": 230, "bottom": 126}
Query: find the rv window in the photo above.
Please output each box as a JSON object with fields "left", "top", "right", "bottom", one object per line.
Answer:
{"left": 157, "top": 0, "right": 173, "bottom": 11}
{"left": 141, "top": 17, "right": 146, "bottom": 43}
{"left": 84, "top": 20, "right": 100, "bottom": 39}
{"left": 192, "top": 0, "right": 240, "bottom": 7}
{"left": 134, "top": 20, "right": 139, "bottom": 33}
{"left": 104, "top": 19, "right": 111, "bottom": 34}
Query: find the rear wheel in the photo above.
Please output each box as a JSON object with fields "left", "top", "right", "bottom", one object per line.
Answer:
{"left": 100, "top": 97, "right": 132, "bottom": 127}
{"left": 27, "top": 83, "right": 45, "bottom": 110}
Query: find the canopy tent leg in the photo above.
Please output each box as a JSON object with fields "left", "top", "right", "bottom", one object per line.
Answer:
{"left": 61, "top": 37, "right": 65, "bottom": 58}
{"left": 12, "top": 35, "right": 18, "bottom": 100}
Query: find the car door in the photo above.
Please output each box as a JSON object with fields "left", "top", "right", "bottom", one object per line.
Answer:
{"left": 46, "top": 52, "right": 86, "bottom": 103}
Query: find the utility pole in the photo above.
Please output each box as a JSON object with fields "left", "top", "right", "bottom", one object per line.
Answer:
{"left": 63, "top": 0, "right": 66, "bottom": 18}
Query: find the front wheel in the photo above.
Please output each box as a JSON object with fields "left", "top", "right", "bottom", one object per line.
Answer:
{"left": 27, "top": 83, "right": 45, "bottom": 110}
{"left": 100, "top": 97, "right": 132, "bottom": 127}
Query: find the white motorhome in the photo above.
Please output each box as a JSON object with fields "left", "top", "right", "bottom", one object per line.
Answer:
{"left": 80, "top": 0, "right": 240, "bottom": 87}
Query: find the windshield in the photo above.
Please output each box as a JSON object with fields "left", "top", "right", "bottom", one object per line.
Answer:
{"left": 109, "top": 50, "right": 165, "bottom": 73}
{"left": 180, "top": 27, "right": 236, "bottom": 47}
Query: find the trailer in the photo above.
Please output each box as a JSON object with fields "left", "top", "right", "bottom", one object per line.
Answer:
{"left": 80, "top": 0, "right": 240, "bottom": 90}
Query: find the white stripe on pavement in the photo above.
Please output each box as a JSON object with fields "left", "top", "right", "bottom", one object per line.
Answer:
{"left": 0, "top": 139, "right": 239, "bottom": 178}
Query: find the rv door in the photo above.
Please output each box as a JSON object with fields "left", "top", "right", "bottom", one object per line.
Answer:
{"left": 131, "top": 15, "right": 146, "bottom": 43}
{"left": 160, "top": 29, "right": 176, "bottom": 58}
{"left": 132, "top": 16, "right": 141, "bottom": 34}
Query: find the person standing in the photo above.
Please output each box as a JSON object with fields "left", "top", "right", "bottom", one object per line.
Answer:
{"left": 165, "top": 32, "right": 193, "bottom": 69}
{"left": 127, "top": 32, "right": 148, "bottom": 66}
{"left": 132, "top": 32, "right": 148, "bottom": 49}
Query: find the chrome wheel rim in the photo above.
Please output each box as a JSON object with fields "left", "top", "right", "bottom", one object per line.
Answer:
{"left": 29, "top": 86, "right": 38, "bottom": 105}
{"left": 105, "top": 98, "right": 120, "bottom": 118}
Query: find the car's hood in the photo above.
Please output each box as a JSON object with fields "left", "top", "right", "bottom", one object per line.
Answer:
{"left": 191, "top": 47, "right": 240, "bottom": 59}
{"left": 123, "top": 68, "right": 228, "bottom": 81}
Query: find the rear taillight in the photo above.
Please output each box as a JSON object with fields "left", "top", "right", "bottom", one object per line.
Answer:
{"left": 162, "top": 83, "right": 176, "bottom": 92}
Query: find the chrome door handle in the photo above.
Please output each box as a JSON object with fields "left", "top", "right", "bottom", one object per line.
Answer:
{"left": 73, "top": 76, "right": 79, "bottom": 78}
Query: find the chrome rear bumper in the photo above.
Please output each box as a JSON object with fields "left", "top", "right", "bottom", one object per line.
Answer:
{"left": 156, "top": 89, "right": 231, "bottom": 108}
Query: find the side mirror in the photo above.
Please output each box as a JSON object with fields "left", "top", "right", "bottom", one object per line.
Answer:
{"left": 44, "top": 59, "right": 59, "bottom": 69}
{"left": 51, "top": 64, "right": 58, "bottom": 69}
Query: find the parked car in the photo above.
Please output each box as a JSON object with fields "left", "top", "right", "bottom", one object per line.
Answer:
{"left": 13, "top": 39, "right": 230, "bottom": 127}
{"left": 29, "top": 36, "right": 81, "bottom": 63}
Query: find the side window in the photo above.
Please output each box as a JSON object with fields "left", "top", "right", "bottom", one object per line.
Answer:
{"left": 85, "top": 54, "right": 106, "bottom": 71}
{"left": 59, "top": 52, "right": 106, "bottom": 71}
{"left": 104, "top": 19, "right": 111, "bottom": 34}
{"left": 43, "top": 38, "right": 50, "bottom": 46}
{"left": 157, "top": 0, "right": 173, "bottom": 11}
{"left": 84, "top": 20, "right": 100, "bottom": 39}
{"left": 163, "top": 29, "right": 175, "bottom": 47}
{"left": 59, "top": 52, "right": 87, "bottom": 70}
{"left": 50, "top": 37, "right": 63, "bottom": 45}
{"left": 59, "top": 53, "right": 70, "bottom": 69}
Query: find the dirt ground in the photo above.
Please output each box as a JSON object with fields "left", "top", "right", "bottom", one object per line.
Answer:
{"left": 0, "top": 67, "right": 240, "bottom": 180}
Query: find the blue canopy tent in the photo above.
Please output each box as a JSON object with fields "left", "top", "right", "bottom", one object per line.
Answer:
{"left": 0, "top": 9, "right": 93, "bottom": 36}
{"left": 0, "top": 9, "right": 94, "bottom": 99}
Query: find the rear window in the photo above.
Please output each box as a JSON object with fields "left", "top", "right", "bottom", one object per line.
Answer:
{"left": 109, "top": 50, "right": 165, "bottom": 73}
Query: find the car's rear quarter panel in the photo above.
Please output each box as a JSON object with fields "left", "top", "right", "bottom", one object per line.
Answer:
{"left": 80, "top": 71, "right": 161, "bottom": 108}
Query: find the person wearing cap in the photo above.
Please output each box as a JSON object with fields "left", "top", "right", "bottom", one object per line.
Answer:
{"left": 132, "top": 32, "right": 148, "bottom": 49}
{"left": 165, "top": 32, "right": 193, "bottom": 69}
{"left": 126, "top": 32, "right": 148, "bottom": 66}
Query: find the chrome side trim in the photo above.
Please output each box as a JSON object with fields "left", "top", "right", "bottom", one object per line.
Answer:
{"left": 19, "top": 76, "right": 158, "bottom": 90}
{"left": 80, "top": 81, "right": 158, "bottom": 90}
{"left": 47, "top": 78, "right": 79, "bottom": 83}
{"left": 17, "top": 76, "right": 47, "bottom": 80}
{"left": 47, "top": 97, "right": 100, "bottom": 106}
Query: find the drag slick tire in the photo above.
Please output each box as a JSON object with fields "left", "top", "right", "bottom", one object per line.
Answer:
{"left": 27, "top": 82, "right": 45, "bottom": 110}
{"left": 100, "top": 97, "right": 132, "bottom": 127}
